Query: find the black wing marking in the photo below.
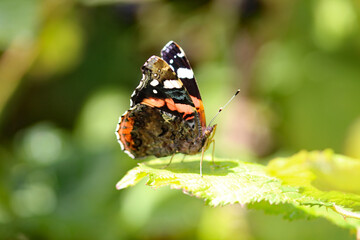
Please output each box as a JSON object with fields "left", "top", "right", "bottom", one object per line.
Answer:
{"left": 130, "top": 56, "right": 194, "bottom": 107}
{"left": 161, "top": 41, "right": 202, "bottom": 100}
{"left": 129, "top": 56, "right": 201, "bottom": 131}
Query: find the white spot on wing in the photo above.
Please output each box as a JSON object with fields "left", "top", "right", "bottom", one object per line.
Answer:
{"left": 115, "top": 117, "right": 125, "bottom": 150}
{"left": 136, "top": 82, "right": 142, "bottom": 89}
{"left": 136, "top": 75, "right": 145, "bottom": 89}
{"left": 120, "top": 142, "right": 125, "bottom": 150}
{"left": 121, "top": 110, "right": 128, "bottom": 117}
{"left": 115, "top": 128, "right": 119, "bottom": 137}
{"left": 168, "top": 64, "right": 175, "bottom": 71}
{"left": 177, "top": 51, "right": 185, "bottom": 58}
{"left": 163, "top": 80, "right": 182, "bottom": 89}
{"left": 116, "top": 119, "right": 121, "bottom": 132}
{"left": 162, "top": 41, "right": 174, "bottom": 52}
{"left": 153, "top": 89, "right": 158, "bottom": 94}
{"left": 117, "top": 138, "right": 125, "bottom": 150}
{"left": 150, "top": 80, "right": 159, "bottom": 86}
{"left": 124, "top": 150, "right": 135, "bottom": 159}
{"left": 177, "top": 68, "right": 194, "bottom": 79}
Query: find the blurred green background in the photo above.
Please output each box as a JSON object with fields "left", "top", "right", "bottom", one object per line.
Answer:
{"left": 1, "top": 0, "right": 360, "bottom": 239}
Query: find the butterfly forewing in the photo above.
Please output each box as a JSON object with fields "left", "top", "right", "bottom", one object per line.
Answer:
{"left": 161, "top": 41, "right": 206, "bottom": 129}
{"left": 130, "top": 56, "right": 200, "bottom": 127}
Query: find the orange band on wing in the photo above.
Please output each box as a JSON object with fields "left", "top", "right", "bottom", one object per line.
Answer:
{"left": 141, "top": 98, "right": 165, "bottom": 108}
{"left": 142, "top": 97, "right": 198, "bottom": 123}
{"left": 118, "top": 114, "right": 135, "bottom": 150}
{"left": 165, "top": 98, "right": 195, "bottom": 117}
{"left": 190, "top": 96, "right": 206, "bottom": 128}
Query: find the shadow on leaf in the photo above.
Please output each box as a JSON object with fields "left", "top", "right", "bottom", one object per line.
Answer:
{"left": 142, "top": 158, "right": 239, "bottom": 176}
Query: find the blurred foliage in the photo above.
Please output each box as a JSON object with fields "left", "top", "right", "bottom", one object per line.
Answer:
{"left": 1, "top": 0, "right": 360, "bottom": 239}
{"left": 0, "top": 0, "right": 40, "bottom": 48}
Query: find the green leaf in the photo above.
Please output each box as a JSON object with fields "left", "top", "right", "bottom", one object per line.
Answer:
{"left": 117, "top": 157, "right": 301, "bottom": 207}
{"left": 267, "top": 149, "right": 360, "bottom": 228}
{"left": 116, "top": 151, "right": 360, "bottom": 229}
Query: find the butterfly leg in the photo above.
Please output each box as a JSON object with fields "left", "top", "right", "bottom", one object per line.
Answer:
{"left": 181, "top": 154, "right": 186, "bottom": 163}
{"left": 200, "top": 144, "right": 206, "bottom": 177}
{"left": 200, "top": 125, "right": 218, "bottom": 176}
{"left": 162, "top": 154, "right": 175, "bottom": 169}
{"left": 210, "top": 139, "right": 220, "bottom": 169}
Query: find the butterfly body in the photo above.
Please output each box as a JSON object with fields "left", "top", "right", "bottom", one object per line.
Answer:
{"left": 116, "top": 41, "right": 215, "bottom": 169}
{"left": 119, "top": 104, "right": 215, "bottom": 158}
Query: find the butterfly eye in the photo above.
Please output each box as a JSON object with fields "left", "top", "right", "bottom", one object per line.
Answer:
{"left": 152, "top": 72, "right": 160, "bottom": 79}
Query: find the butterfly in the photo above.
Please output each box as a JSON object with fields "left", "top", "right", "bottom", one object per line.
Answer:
{"left": 116, "top": 41, "right": 238, "bottom": 176}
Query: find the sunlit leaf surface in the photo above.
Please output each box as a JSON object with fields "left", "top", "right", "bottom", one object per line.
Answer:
{"left": 117, "top": 151, "right": 360, "bottom": 229}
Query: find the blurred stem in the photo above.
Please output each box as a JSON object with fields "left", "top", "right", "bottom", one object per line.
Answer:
{"left": 0, "top": 0, "right": 75, "bottom": 119}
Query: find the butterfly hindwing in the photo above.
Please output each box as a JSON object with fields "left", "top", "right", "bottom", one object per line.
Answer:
{"left": 117, "top": 104, "right": 204, "bottom": 158}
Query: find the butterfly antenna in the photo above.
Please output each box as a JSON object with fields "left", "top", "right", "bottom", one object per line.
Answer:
{"left": 208, "top": 89, "right": 240, "bottom": 127}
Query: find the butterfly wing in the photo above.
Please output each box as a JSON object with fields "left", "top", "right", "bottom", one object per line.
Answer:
{"left": 116, "top": 56, "right": 205, "bottom": 158}
{"left": 130, "top": 56, "right": 200, "bottom": 127}
{"left": 161, "top": 41, "right": 206, "bottom": 129}
{"left": 116, "top": 104, "right": 204, "bottom": 158}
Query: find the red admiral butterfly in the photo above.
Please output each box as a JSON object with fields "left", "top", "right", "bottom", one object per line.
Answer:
{"left": 116, "top": 41, "right": 239, "bottom": 176}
